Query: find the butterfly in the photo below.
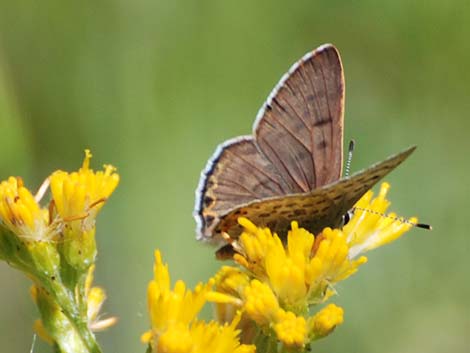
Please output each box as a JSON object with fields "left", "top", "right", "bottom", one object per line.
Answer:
{"left": 194, "top": 44, "right": 415, "bottom": 245}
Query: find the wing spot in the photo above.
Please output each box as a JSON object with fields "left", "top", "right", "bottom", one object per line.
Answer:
{"left": 313, "top": 117, "right": 332, "bottom": 127}
{"left": 294, "top": 209, "right": 307, "bottom": 216}
{"left": 204, "top": 196, "right": 214, "bottom": 207}
{"left": 317, "top": 140, "right": 328, "bottom": 149}
{"left": 205, "top": 215, "right": 215, "bottom": 226}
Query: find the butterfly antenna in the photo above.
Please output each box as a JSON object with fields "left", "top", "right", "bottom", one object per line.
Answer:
{"left": 352, "top": 206, "right": 432, "bottom": 230}
{"left": 344, "top": 139, "right": 355, "bottom": 177}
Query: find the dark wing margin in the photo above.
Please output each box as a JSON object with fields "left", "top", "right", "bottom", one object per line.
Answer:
{"left": 194, "top": 136, "right": 290, "bottom": 241}
{"left": 213, "top": 146, "right": 416, "bottom": 240}
{"left": 253, "top": 44, "right": 345, "bottom": 193}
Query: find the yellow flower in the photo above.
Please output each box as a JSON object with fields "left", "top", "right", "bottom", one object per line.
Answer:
{"left": 50, "top": 149, "right": 119, "bottom": 230}
{"left": 273, "top": 309, "right": 307, "bottom": 348}
{"left": 47, "top": 150, "right": 119, "bottom": 269}
{"left": 308, "top": 304, "right": 344, "bottom": 339}
{"left": 153, "top": 315, "right": 256, "bottom": 353}
{"left": 0, "top": 176, "right": 52, "bottom": 241}
{"left": 210, "top": 274, "right": 307, "bottom": 349}
{"left": 234, "top": 218, "right": 366, "bottom": 308}
{"left": 185, "top": 317, "right": 255, "bottom": 353}
{"left": 144, "top": 250, "right": 211, "bottom": 338}
{"left": 233, "top": 217, "right": 278, "bottom": 279}
{"left": 344, "top": 182, "right": 417, "bottom": 259}
{"left": 243, "top": 280, "right": 279, "bottom": 326}
{"left": 143, "top": 250, "right": 254, "bottom": 353}
{"left": 265, "top": 221, "right": 313, "bottom": 309}
{"left": 306, "top": 227, "right": 367, "bottom": 298}
{"left": 208, "top": 266, "right": 248, "bottom": 324}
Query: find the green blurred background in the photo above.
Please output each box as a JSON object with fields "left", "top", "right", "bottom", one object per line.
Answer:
{"left": 0, "top": 1, "right": 468, "bottom": 352}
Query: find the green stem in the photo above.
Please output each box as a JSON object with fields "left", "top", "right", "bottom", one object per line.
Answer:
{"left": 36, "top": 275, "right": 103, "bottom": 353}
{"left": 74, "top": 321, "right": 103, "bottom": 353}
{"left": 56, "top": 290, "right": 102, "bottom": 353}
{"left": 254, "top": 328, "right": 279, "bottom": 353}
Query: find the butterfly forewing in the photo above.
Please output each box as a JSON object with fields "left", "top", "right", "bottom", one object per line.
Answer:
{"left": 254, "top": 45, "right": 344, "bottom": 192}
{"left": 195, "top": 136, "right": 290, "bottom": 239}
{"left": 213, "top": 146, "right": 416, "bottom": 239}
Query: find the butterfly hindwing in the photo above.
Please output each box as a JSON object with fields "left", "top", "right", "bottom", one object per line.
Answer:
{"left": 213, "top": 146, "right": 416, "bottom": 239}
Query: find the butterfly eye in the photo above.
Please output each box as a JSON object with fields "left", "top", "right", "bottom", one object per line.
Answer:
{"left": 342, "top": 210, "right": 354, "bottom": 226}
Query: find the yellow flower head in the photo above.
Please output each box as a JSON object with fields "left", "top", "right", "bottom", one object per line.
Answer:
{"left": 144, "top": 250, "right": 212, "bottom": 338}
{"left": 344, "top": 182, "right": 417, "bottom": 258}
{"left": 243, "top": 279, "right": 280, "bottom": 326}
{"left": 154, "top": 316, "right": 256, "bottom": 353}
{"left": 209, "top": 272, "right": 302, "bottom": 347}
{"left": 264, "top": 221, "right": 314, "bottom": 309}
{"left": 143, "top": 250, "right": 255, "bottom": 353}
{"left": 273, "top": 309, "right": 307, "bottom": 348}
{"left": 50, "top": 150, "right": 119, "bottom": 230}
{"left": 234, "top": 218, "right": 366, "bottom": 309}
{"left": 185, "top": 317, "right": 255, "bottom": 353}
{"left": 207, "top": 266, "right": 249, "bottom": 323}
{"left": 306, "top": 227, "right": 367, "bottom": 298}
{"left": 233, "top": 217, "right": 278, "bottom": 279}
{"left": 308, "top": 304, "right": 344, "bottom": 339}
{"left": 0, "top": 176, "right": 52, "bottom": 241}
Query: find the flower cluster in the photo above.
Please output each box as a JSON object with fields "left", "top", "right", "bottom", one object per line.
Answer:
{"left": 203, "top": 183, "right": 416, "bottom": 351}
{"left": 0, "top": 150, "right": 118, "bottom": 353}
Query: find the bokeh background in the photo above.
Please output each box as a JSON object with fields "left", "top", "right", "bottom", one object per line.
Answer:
{"left": 0, "top": 1, "right": 468, "bottom": 352}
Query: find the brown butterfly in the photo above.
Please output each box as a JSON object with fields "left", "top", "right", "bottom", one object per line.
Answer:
{"left": 194, "top": 44, "right": 415, "bottom": 245}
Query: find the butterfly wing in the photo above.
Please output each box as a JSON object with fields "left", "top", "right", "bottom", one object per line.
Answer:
{"left": 213, "top": 146, "right": 416, "bottom": 239}
{"left": 195, "top": 44, "right": 346, "bottom": 241}
{"left": 254, "top": 44, "right": 344, "bottom": 192}
{"left": 194, "top": 136, "right": 290, "bottom": 240}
